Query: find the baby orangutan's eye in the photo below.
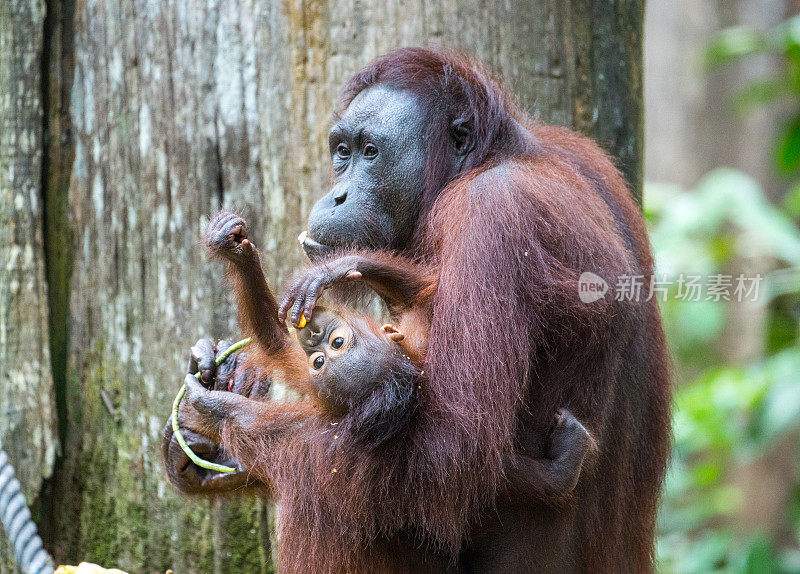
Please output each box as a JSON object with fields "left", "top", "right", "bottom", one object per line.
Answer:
{"left": 310, "top": 353, "right": 325, "bottom": 370}
{"left": 328, "top": 327, "right": 349, "bottom": 350}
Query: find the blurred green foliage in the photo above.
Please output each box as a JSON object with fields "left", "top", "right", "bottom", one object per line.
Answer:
{"left": 706, "top": 15, "right": 800, "bottom": 178}
{"left": 650, "top": 171, "right": 800, "bottom": 573}
{"left": 654, "top": 17, "right": 800, "bottom": 572}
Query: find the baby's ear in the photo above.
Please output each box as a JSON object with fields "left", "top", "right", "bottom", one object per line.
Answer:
{"left": 381, "top": 324, "right": 405, "bottom": 342}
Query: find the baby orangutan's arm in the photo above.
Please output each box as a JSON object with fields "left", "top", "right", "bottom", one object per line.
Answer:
{"left": 183, "top": 376, "right": 315, "bottom": 444}
{"left": 204, "top": 211, "right": 294, "bottom": 354}
{"left": 182, "top": 376, "right": 318, "bottom": 486}
{"left": 502, "top": 409, "right": 595, "bottom": 505}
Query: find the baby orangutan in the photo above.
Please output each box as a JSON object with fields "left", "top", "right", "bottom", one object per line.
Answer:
{"left": 180, "top": 211, "right": 595, "bottom": 572}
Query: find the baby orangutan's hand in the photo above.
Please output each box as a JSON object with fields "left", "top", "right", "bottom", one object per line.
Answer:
{"left": 203, "top": 211, "right": 258, "bottom": 265}
{"left": 183, "top": 376, "right": 259, "bottom": 441}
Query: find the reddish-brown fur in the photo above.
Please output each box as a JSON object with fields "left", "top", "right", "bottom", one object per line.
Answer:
{"left": 311, "top": 48, "right": 667, "bottom": 571}
{"left": 194, "top": 213, "right": 593, "bottom": 573}
{"left": 200, "top": 48, "right": 670, "bottom": 573}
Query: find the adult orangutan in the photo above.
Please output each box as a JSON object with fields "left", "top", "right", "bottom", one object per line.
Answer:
{"left": 162, "top": 47, "right": 671, "bottom": 573}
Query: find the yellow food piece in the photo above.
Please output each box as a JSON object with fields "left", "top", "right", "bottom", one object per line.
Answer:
{"left": 297, "top": 314, "right": 307, "bottom": 328}
{"left": 56, "top": 564, "right": 129, "bottom": 574}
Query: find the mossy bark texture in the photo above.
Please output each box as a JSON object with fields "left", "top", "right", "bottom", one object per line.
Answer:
{"left": 0, "top": 0, "right": 643, "bottom": 571}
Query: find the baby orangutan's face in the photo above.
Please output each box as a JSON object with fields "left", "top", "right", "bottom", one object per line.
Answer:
{"left": 295, "top": 309, "right": 406, "bottom": 415}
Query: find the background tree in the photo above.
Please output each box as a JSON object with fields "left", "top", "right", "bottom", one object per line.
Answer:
{"left": 0, "top": 0, "right": 644, "bottom": 570}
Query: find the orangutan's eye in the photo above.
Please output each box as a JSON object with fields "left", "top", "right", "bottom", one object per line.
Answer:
{"left": 336, "top": 143, "right": 351, "bottom": 159}
{"left": 310, "top": 353, "right": 325, "bottom": 370}
{"left": 329, "top": 327, "right": 349, "bottom": 350}
{"left": 363, "top": 143, "right": 378, "bottom": 159}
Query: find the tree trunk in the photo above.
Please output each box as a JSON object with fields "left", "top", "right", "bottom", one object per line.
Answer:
{"left": 0, "top": 0, "right": 59, "bottom": 570}
{"left": 0, "top": 0, "right": 643, "bottom": 571}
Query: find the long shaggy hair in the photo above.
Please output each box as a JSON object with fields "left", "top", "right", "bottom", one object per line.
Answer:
{"left": 221, "top": 47, "right": 671, "bottom": 574}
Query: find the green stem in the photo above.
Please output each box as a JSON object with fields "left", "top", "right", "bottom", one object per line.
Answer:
{"left": 171, "top": 337, "right": 252, "bottom": 474}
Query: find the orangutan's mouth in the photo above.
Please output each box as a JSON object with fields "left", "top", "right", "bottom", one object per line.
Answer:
{"left": 164, "top": 423, "right": 244, "bottom": 489}
{"left": 193, "top": 454, "right": 241, "bottom": 486}
{"left": 298, "top": 231, "right": 334, "bottom": 261}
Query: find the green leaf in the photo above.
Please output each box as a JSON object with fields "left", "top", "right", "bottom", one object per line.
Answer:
{"left": 775, "top": 116, "right": 800, "bottom": 175}
{"left": 732, "top": 78, "right": 792, "bottom": 113}
{"left": 706, "top": 27, "right": 765, "bottom": 67}
{"left": 773, "top": 15, "right": 800, "bottom": 52}
{"left": 757, "top": 350, "right": 800, "bottom": 440}
{"left": 782, "top": 182, "right": 800, "bottom": 217}
{"left": 741, "top": 536, "right": 778, "bottom": 574}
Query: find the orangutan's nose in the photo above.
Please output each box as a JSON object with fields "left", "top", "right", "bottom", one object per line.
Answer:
{"left": 298, "top": 321, "right": 324, "bottom": 348}
{"left": 332, "top": 187, "right": 348, "bottom": 206}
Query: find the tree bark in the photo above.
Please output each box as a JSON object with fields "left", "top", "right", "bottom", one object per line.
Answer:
{"left": 0, "top": 0, "right": 643, "bottom": 571}
{"left": 0, "top": 0, "right": 59, "bottom": 570}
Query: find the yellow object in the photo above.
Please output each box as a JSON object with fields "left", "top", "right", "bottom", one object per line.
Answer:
{"left": 297, "top": 314, "right": 307, "bottom": 328}
{"left": 56, "top": 563, "right": 129, "bottom": 574}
